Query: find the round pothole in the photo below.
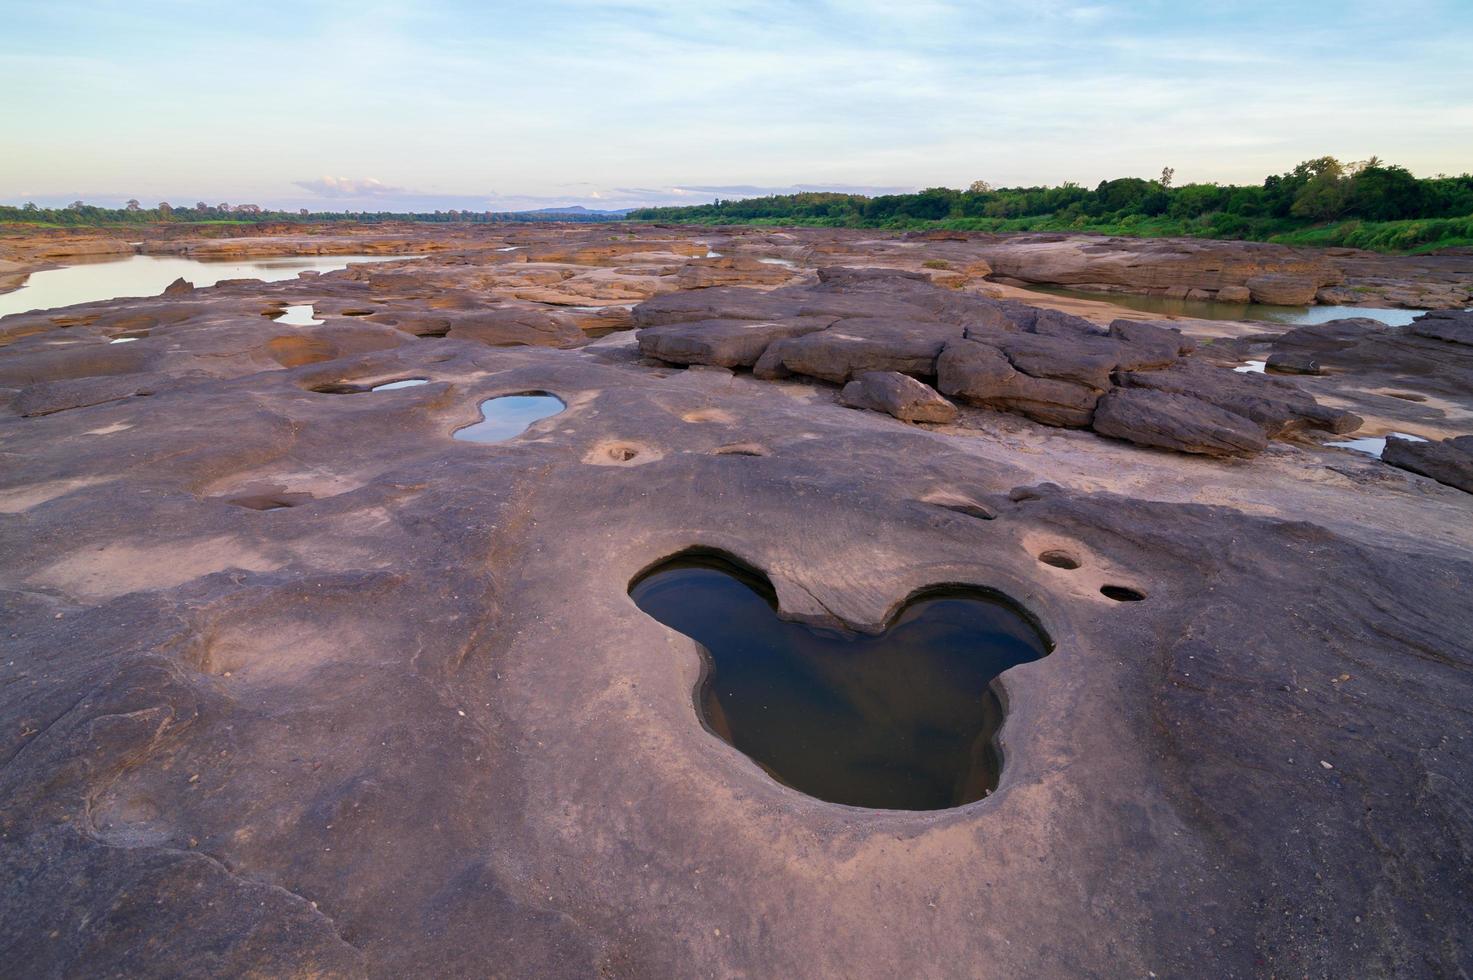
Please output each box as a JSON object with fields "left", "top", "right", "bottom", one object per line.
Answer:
{"left": 1100, "top": 584, "right": 1146, "bottom": 602}
{"left": 630, "top": 551, "right": 1053, "bottom": 810}
{"left": 1038, "top": 550, "right": 1080, "bottom": 570}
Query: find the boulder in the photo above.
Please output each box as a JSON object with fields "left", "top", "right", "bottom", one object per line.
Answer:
{"left": 987, "top": 331, "right": 1118, "bottom": 389}
{"left": 1245, "top": 274, "right": 1319, "bottom": 306}
{"left": 1106, "top": 319, "right": 1191, "bottom": 370}
{"left": 755, "top": 318, "right": 961, "bottom": 384}
{"left": 1265, "top": 352, "right": 1321, "bottom": 375}
{"left": 936, "top": 339, "right": 1100, "bottom": 427}
{"left": 1382, "top": 435, "right": 1473, "bottom": 494}
{"left": 637, "top": 317, "right": 834, "bottom": 368}
{"left": 839, "top": 371, "right": 957, "bottom": 424}
{"left": 1119, "top": 360, "right": 1361, "bottom": 435}
{"left": 1092, "top": 388, "right": 1268, "bottom": 457}
{"left": 1215, "top": 285, "right": 1252, "bottom": 303}
{"left": 162, "top": 277, "right": 195, "bottom": 296}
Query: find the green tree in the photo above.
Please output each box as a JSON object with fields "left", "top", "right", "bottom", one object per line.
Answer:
{"left": 1289, "top": 157, "right": 1350, "bottom": 221}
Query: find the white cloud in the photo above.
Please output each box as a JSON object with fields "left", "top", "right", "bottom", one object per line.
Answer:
{"left": 292, "top": 176, "right": 406, "bottom": 198}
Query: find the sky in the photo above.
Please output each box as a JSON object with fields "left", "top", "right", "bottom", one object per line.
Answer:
{"left": 2, "top": 0, "right": 1470, "bottom": 212}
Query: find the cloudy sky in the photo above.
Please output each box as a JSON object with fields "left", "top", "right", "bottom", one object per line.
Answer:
{"left": 3, "top": 0, "right": 1470, "bottom": 211}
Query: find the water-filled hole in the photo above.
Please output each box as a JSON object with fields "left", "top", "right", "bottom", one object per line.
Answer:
{"left": 938, "top": 502, "right": 995, "bottom": 521}
{"left": 371, "top": 378, "right": 430, "bottom": 391}
{"left": 1100, "top": 585, "right": 1145, "bottom": 602}
{"left": 453, "top": 392, "right": 565, "bottom": 443}
{"left": 629, "top": 551, "right": 1053, "bottom": 810}
{"left": 227, "top": 494, "right": 309, "bottom": 511}
{"left": 1038, "top": 550, "right": 1080, "bottom": 570}
{"left": 273, "top": 305, "right": 323, "bottom": 326}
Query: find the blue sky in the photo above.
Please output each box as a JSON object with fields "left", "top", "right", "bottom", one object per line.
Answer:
{"left": 2, "top": 0, "right": 1470, "bottom": 211}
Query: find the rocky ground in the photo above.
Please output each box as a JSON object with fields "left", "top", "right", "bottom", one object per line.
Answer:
{"left": 1, "top": 223, "right": 1470, "bottom": 977}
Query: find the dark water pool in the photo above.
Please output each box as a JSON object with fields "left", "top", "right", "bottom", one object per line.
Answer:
{"left": 630, "top": 553, "right": 1052, "bottom": 810}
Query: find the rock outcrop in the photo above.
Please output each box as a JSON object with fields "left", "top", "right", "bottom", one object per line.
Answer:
{"left": 636, "top": 268, "right": 1356, "bottom": 455}
{"left": 1382, "top": 434, "right": 1473, "bottom": 493}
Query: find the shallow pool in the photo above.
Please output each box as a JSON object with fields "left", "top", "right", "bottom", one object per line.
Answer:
{"left": 1024, "top": 285, "right": 1429, "bottom": 326}
{"left": 453, "top": 393, "right": 565, "bottom": 443}
{"left": 0, "top": 253, "right": 420, "bottom": 319}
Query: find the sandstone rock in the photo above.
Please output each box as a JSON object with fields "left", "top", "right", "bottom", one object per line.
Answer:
{"left": 756, "top": 317, "right": 961, "bottom": 383}
{"left": 1092, "top": 387, "right": 1268, "bottom": 457}
{"left": 1215, "top": 285, "right": 1252, "bottom": 303}
{"left": 1245, "top": 274, "right": 1319, "bottom": 306}
{"left": 974, "top": 236, "right": 1342, "bottom": 295}
{"left": 1119, "top": 360, "right": 1361, "bottom": 435}
{"left": 936, "top": 339, "right": 1100, "bottom": 427}
{"left": 162, "top": 277, "right": 195, "bottom": 296}
{"left": 637, "top": 317, "right": 833, "bottom": 368}
{"left": 1382, "top": 435, "right": 1473, "bottom": 494}
{"left": 1408, "top": 309, "right": 1473, "bottom": 346}
{"left": 987, "top": 331, "right": 1117, "bottom": 389}
{"left": 674, "top": 256, "right": 795, "bottom": 289}
{"left": 839, "top": 371, "right": 957, "bottom": 423}
{"left": 633, "top": 288, "right": 803, "bottom": 326}
{"left": 1265, "top": 352, "right": 1321, "bottom": 375}
{"left": 1107, "top": 319, "right": 1195, "bottom": 366}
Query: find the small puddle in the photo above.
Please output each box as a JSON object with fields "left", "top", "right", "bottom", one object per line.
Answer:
{"left": 1328, "top": 432, "right": 1429, "bottom": 458}
{"left": 1234, "top": 360, "right": 1267, "bottom": 374}
{"left": 495, "top": 246, "right": 522, "bottom": 252}
{"left": 630, "top": 552, "right": 1053, "bottom": 810}
{"left": 371, "top": 378, "right": 430, "bottom": 391}
{"left": 453, "top": 392, "right": 565, "bottom": 443}
{"left": 274, "top": 304, "right": 324, "bottom": 326}
{"left": 109, "top": 337, "right": 139, "bottom": 344}
{"left": 758, "top": 257, "right": 797, "bottom": 267}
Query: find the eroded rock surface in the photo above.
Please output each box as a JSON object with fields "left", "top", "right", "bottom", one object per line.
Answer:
{"left": 2, "top": 222, "right": 1471, "bottom": 978}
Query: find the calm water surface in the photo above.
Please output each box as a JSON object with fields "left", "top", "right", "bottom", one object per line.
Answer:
{"left": 0, "top": 253, "right": 418, "bottom": 319}
{"left": 1328, "top": 432, "right": 1428, "bottom": 458}
{"left": 630, "top": 554, "right": 1052, "bottom": 810}
{"left": 453, "top": 393, "right": 565, "bottom": 442}
{"left": 1025, "top": 285, "right": 1427, "bottom": 326}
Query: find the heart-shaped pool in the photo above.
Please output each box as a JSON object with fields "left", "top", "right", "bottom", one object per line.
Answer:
{"left": 630, "top": 552, "right": 1053, "bottom": 810}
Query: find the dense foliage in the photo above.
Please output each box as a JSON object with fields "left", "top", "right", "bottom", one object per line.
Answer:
{"left": 0, "top": 202, "right": 619, "bottom": 226}
{"left": 627, "top": 158, "right": 1473, "bottom": 253}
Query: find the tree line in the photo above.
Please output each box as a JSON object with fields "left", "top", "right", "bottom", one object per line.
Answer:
{"left": 0, "top": 202, "right": 620, "bottom": 226}
{"left": 626, "top": 158, "right": 1473, "bottom": 252}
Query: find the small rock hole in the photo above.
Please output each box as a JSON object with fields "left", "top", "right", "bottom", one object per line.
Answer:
{"left": 1100, "top": 585, "right": 1146, "bottom": 602}
{"left": 1039, "top": 550, "right": 1080, "bottom": 570}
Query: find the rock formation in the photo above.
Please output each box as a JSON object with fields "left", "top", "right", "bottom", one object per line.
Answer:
{"left": 1, "top": 222, "right": 1470, "bottom": 977}
{"left": 636, "top": 267, "right": 1361, "bottom": 456}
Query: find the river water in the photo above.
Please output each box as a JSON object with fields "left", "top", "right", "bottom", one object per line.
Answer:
{"left": 0, "top": 253, "right": 419, "bottom": 319}
{"left": 1024, "top": 285, "right": 1427, "bottom": 326}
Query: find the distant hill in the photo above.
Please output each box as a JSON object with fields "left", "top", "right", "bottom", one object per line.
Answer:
{"left": 522, "top": 205, "right": 634, "bottom": 217}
